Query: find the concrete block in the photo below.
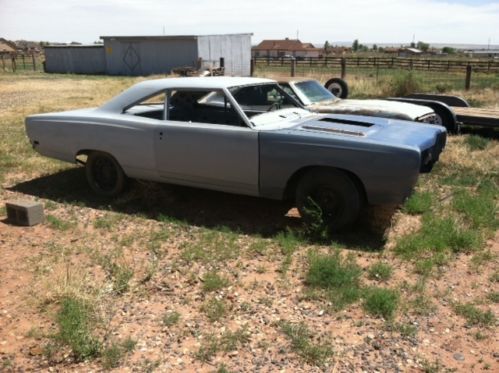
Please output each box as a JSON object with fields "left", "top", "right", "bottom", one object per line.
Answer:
{"left": 5, "top": 200, "right": 44, "bottom": 226}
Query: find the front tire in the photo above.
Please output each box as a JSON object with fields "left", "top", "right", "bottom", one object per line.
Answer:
{"left": 295, "top": 169, "right": 362, "bottom": 231}
{"left": 85, "top": 151, "right": 126, "bottom": 197}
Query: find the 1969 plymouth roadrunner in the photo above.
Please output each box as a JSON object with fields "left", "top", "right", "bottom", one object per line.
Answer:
{"left": 25, "top": 77, "right": 447, "bottom": 229}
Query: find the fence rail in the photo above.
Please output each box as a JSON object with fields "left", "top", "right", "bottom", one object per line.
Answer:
{"left": 254, "top": 56, "right": 499, "bottom": 74}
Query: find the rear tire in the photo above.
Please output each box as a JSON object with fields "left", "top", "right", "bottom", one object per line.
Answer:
{"left": 295, "top": 169, "right": 362, "bottom": 231}
{"left": 85, "top": 151, "right": 126, "bottom": 197}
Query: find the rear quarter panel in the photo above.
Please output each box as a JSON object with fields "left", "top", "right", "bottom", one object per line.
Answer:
{"left": 25, "top": 112, "right": 159, "bottom": 180}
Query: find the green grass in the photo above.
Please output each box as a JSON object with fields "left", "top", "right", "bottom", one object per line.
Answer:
{"left": 46, "top": 214, "right": 74, "bottom": 231}
{"left": 454, "top": 303, "right": 496, "bottom": 327}
{"left": 110, "top": 264, "right": 134, "bottom": 295}
{"left": 279, "top": 321, "right": 333, "bottom": 366}
{"left": 93, "top": 213, "right": 123, "bottom": 230}
{"left": 403, "top": 191, "right": 433, "bottom": 215}
{"left": 487, "top": 292, "right": 499, "bottom": 303}
{"left": 275, "top": 229, "right": 301, "bottom": 274}
{"left": 195, "top": 327, "right": 250, "bottom": 362}
{"left": 181, "top": 227, "right": 239, "bottom": 264}
{"left": 409, "top": 293, "right": 436, "bottom": 316}
{"left": 386, "top": 322, "right": 417, "bottom": 338}
{"left": 465, "top": 135, "right": 490, "bottom": 151}
{"left": 306, "top": 251, "right": 362, "bottom": 310}
{"left": 395, "top": 216, "right": 481, "bottom": 260}
{"left": 453, "top": 180, "right": 498, "bottom": 230}
{"left": 101, "top": 338, "right": 137, "bottom": 369}
{"left": 367, "top": 262, "right": 393, "bottom": 281}
{"left": 202, "top": 272, "right": 230, "bottom": 292}
{"left": 162, "top": 311, "right": 181, "bottom": 326}
{"left": 363, "top": 287, "right": 399, "bottom": 319}
{"left": 55, "top": 297, "right": 100, "bottom": 361}
{"left": 202, "top": 298, "right": 227, "bottom": 322}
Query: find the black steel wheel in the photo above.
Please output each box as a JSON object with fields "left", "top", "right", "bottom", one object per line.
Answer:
{"left": 296, "top": 169, "right": 362, "bottom": 231}
{"left": 85, "top": 151, "right": 126, "bottom": 197}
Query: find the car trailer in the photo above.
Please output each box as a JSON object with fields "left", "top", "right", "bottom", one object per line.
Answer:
{"left": 322, "top": 78, "right": 499, "bottom": 133}
{"left": 391, "top": 94, "right": 499, "bottom": 132}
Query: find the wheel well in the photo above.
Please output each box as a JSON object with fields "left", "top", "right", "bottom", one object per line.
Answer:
{"left": 283, "top": 166, "right": 367, "bottom": 203}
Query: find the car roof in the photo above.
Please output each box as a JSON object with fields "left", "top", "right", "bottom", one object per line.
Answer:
{"left": 277, "top": 77, "right": 315, "bottom": 84}
{"left": 135, "top": 76, "right": 274, "bottom": 90}
{"left": 100, "top": 77, "right": 276, "bottom": 112}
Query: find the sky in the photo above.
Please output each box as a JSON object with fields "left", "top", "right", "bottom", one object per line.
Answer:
{"left": 0, "top": 0, "right": 498, "bottom": 46}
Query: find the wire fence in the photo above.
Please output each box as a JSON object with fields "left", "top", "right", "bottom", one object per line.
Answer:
{"left": 253, "top": 57, "right": 499, "bottom": 92}
{"left": 0, "top": 54, "right": 44, "bottom": 72}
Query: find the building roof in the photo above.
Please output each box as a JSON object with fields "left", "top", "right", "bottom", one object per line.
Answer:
{"left": 100, "top": 33, "right": 252, "bottom": 41}
{"left": 253, "top": 39, "right": 320, "bottom": 51}
{"left": 0, "top": 38, "right": 16, "bottom": 53}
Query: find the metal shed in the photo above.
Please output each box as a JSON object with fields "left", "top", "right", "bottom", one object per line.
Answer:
{"left": 44, "top": 46, "right": 106, "bottom": 74}
{"left": 101, "top": 34, "right": 252, "bottom": 76}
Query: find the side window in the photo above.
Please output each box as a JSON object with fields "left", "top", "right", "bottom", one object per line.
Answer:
{"left": 124, "top": 92, "right": 166, "bottom": 120}
{"left": 167, "top": 89, "right": 245, "bottom": 127}
{"left": 281, "top": 85, "right": 298, "bottom": 100}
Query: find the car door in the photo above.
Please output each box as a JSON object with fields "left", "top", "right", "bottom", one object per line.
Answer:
{"left": 154, "top": 88, "right": 259, "bottom": 196}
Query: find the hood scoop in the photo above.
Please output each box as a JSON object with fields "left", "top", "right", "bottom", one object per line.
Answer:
{"left": 301, "top": 124, "right": 366, "bottom": 137}
{"left": 318, "top": 117, "right": 374, "bottom": 127}
{"left": 301, "top": 117, "right": 374, "bottom": 137}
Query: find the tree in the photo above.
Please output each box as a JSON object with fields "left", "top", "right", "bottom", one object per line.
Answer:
{"left": 352, "top": 39, "right": 359, "bottom": 52}
{"left": 324, "top": 40, "right": 331, "bottom": 55}
{"left": 442, "top": 46, "right": 456, "bottom": 54}
{"left": 372, "top": 44, "right": 378, "bottom": 51}
{"left": 416, "top": 41, "right": 429, "bottom": 52}
{"left": 410, "top": 41, "right": 416, "bottom": 48}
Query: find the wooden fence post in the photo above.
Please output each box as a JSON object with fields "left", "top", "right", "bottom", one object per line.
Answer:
{"left": 340, "top": 58, "right": 346, "bottom": 79}
{"left": 465, "top": 64, "right": 472, "bottom": 90}
{"left": 250, "top": 58, "right": 255, "bottom": 76}
{"left": 22, "top": 54, "right": 26, "bottom": 69}
{"left": 1, "top": 54, "right": 5, "bottom": 71}
{"left": 11, "top": 55, "right": 16, "bottom": 72}
{"left": 32, "top": 53, "right": 37, "bottom": 71}
{"left": 290, "top": 58, "right": 296, "bottom": 77}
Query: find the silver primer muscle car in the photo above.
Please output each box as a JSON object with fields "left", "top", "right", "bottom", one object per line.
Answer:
{"left": 25, "top": 77, "right": 446, "bottom": 229}
{"left": 279, "top": 78, "right": 443, "bottom": 125}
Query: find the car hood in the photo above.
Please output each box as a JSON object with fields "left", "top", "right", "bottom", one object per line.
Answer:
{"left": 308, "top": 99, "right": 433, "bottom": 121}
{"left": 284, "top": 113, "right": 446, "bottom": 153}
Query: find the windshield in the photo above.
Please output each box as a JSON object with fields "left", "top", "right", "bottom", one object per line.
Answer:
{"left": 229, "top": 83, "right": 300, "bottom": 118}
{"left": 294, "top": 80, "right": 336, "bottom": 104}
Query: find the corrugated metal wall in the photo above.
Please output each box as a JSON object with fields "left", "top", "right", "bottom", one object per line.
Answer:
{"left": 197, "top": 35, "right": 251, "bottom": 76}
{"left": 103, "top": 38, "right": 199, "bottom": 76}
{"left": 44, "top": 47, "right": 106, "bottom": 74}
{"left": 44, "top": 34, "right": 252, "bottom": 76}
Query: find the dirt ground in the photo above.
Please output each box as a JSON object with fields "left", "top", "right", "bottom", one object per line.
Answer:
{"left": 0, "top": 73, "right": 498, "bottom": 372}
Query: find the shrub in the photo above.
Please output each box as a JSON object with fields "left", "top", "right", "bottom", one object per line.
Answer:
{"left": 279, "top": 321, "right": 332, "bottom": 366}
{"left": 56, "top": 297, "right": 100, "bottom": 360}
{"left": 363, "top": 287, "right": 399, "bottom": 319}
{"left": 383, "top": 71, "right": 423, "bottom": 97}
{"left": 403, "top": 191, "right": 432, "bottom": 215}
{"left": 454, "top": 303, "right": 495, "bottom": 326}
{"left": 367, "top": 262, "right": 393, "bottom": 281}
{"left": 306, "top": 251, "right": 362, "bottom": 309}
{"left": 202, "top": 272, "right": 230, "bottom": 292}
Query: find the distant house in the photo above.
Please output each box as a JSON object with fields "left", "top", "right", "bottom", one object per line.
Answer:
{"left": 398, "top": 48, "right": 423, "bottom": 57}
{"left": 0, "top": 38, "right": 17, "bottom": 55}
{"left": 252, "top": 38, "right": 321, "bottom": 58}
{"left": 465, "top": 49, "right": 499, "bottom": 58}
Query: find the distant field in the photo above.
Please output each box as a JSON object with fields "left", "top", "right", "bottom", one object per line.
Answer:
{"left": 0, "top": 72, "right": 497, "bottom": 372}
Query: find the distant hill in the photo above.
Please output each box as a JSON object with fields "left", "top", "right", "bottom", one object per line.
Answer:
{"left": 313, "top": 41, "right": 499, "bottom": 50}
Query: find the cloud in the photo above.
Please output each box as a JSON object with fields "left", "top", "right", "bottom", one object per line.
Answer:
{"left": 0, "top": 0, "right": 498, "bottom": 44}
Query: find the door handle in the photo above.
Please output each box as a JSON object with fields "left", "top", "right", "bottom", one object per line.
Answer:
{"left": 159, "top": 131, "right": 163, "bottom": 140}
